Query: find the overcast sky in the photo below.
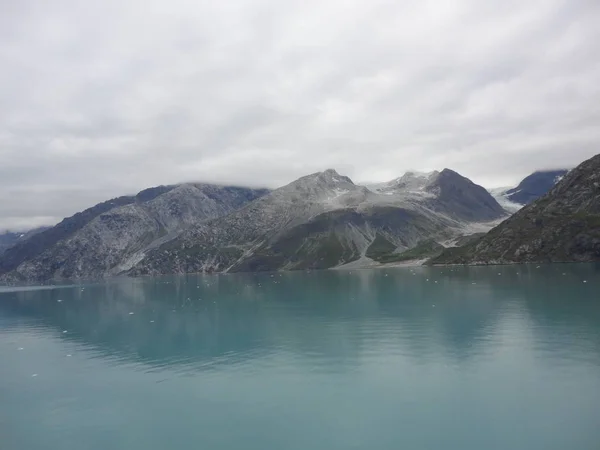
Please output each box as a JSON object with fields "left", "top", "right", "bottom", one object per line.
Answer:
{"left": 1, "top": 0, "right": 599, "bottom": 230}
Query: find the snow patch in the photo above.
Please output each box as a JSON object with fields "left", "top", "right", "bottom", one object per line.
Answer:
{"left": 457, "top": 218, "right": 506, "bottom": 234}
{"left": 365, "top": 170, "right": 439, "bottom": 198}
{"left": 488, "top": 187, "right": 523, "bottom": 213}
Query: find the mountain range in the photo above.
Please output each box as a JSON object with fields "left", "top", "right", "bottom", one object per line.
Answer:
{"left": 130, "top": 168, "right": 507, "bottom": 277}
{"left": 431, "top": 154, "right": 599, "bottom": 264}
{"left": 0, "top": 168, "right": 507, "bottom": 282}
{"left": 1, "top": 156, "right": 595, "bottom": 283}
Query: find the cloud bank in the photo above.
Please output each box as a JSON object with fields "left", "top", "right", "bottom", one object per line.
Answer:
{"left": 1, "top": 0, "right": 599, "bottom": 229}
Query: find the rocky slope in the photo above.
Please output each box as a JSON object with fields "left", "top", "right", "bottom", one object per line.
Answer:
{"left": 369, "top": 169, "right": 506, "bottom": 221}
{"left": 430, "top": 154, "right": 600, "bottom": 265}
{"left": 1, "top": 167, "right": 507, "bottom": 282}
{"left": 1, "top": 184, "right": 268, "bottom": 282}
{"left": 424, "top": 169, "right": 507, "bottom": 221}
{"left": 0, "top": 186, "right": 174, "bottom": 274}
{"left": 130, "top": 169, "right": 506, "bottom": 276}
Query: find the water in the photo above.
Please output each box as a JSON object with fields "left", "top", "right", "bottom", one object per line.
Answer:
{"left": 1, "top": 265, "right": 600, "bottom": 450}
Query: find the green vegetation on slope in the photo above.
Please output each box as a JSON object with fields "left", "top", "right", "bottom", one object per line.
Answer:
{"left": 371, "top": 238, "right": 444, "bottom": 263}
{"left": 365, "top": 234, "right": 397, "bottom": 260}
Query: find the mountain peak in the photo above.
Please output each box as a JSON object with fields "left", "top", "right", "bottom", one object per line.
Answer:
{"left": 437, "top": 168, "right": 464, "bottom": 179}
{"left": 505, "top": 169, "right": 569, "bottom": 205}
{"left": 313, "top": 169, "right": 354, "bottom": 185}
{"left": 405, "top": 170, "right": 440, "bottom": 178}
{"left": 423, "top": 168, "right": 506, "bottom": 221}
{"left": 367, "top": 170, "right": 439, "bottom": 194}
{"left": 431, "top": 153, "right": 600, "bottom": 265}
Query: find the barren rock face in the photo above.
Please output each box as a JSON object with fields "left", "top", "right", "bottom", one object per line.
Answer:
{"left": 431, "top": 154, "right": 600, "bottom": 265}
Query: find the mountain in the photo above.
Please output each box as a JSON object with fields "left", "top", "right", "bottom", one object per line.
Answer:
{"left": 423, "top": 169, "right": 507, "bottom": 221}
{"left": 367, "top": 170, "right": 440, "bottom": 195}
{"left": 129, "top": 169, "right": 506, "bottom": 276}
{"left": 0, "top": 184, "right": 268, "bottom": 282}
{"left": 0, "top": 227, "right": 50, "bottom": 255}
{"left": 490, "top": 169, "right": 569, "bottom": 210}
{"left": 367, "top": 169, "right": 506, "bottom": 222}
{"left": 0, "top": 185, "right": 174, "bottom": 275}
{"left": 1, "top": 168, "right": 506, "bottom": 282}
{"left": 430, "top": 154, "right": 600, "bottom": 265}
{"left": 505, "top": 169, "right": 568, "bottom": 204}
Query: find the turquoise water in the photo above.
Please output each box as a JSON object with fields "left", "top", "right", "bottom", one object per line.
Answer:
{"left": 1, "top": 265, "right": 600, "bottom": 450}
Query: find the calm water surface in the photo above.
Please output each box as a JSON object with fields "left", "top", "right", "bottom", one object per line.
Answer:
{"left": 1, "top": 265, "right": 600, "bottom": 450}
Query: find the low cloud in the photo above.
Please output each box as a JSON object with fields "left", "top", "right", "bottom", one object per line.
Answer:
{"left": 1, "top": 0, "right": 599, "bottom": 230}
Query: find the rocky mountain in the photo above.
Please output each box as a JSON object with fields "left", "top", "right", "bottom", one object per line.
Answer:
{"left": 424, "top": 169, "right": 507, "bottom": 221}
{"left": 0, "top": 185, "right": 174, "bottom": 275}
{"left": 129, "top": 169, "right": 506, "bottom": 276}
{"left": 368, "top": 169, "right": 506, "bottom": 222}
{"left": 0, "top": 184, "right": 268, "bottom": 282}
{"left": 367, "top": 170, "right": 440, "bottom": 195}
{"left": 430, "top": 154, "right": 600, "bottom": 265}
{"left": 1, "top": 167, "right": 507, "bottom": 282}
{"left": 490, "top": 169, "right": 569, "bottom": 211}
{"left": 505, "top": 169, "right": 568, "bottom": 204}
{"left": 0, "top": 227, "right": 50, "bottom": 255}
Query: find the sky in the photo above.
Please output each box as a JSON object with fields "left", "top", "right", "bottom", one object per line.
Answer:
{"left": 1, "top": 0, "right": 599, "bottom": 230}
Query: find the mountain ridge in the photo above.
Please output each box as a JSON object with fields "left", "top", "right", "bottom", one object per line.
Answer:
{"left": 128, "top": 168, "right": 505, "bottom": 277}
{"left": 0, "top": 184, "right": 269, "bottom": 282}
{"left": 1, "top": 167, "right": 508, "bottom": 283}
{"left": 505, "top": 169, "right": 568, "bottom": 204}
{"left": 430, "top": 154, "right": 600, "bottom": 265}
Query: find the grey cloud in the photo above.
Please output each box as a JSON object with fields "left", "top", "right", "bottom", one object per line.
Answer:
{"left": 0, "top": 0, "right": 599, "bottom": 230}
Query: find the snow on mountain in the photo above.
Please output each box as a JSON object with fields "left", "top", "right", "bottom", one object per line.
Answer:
{"left": 128, "top": 168, "right": 506, "bottom": 276}
{"left": 366, "top": 170, "right": 440, "bottom": 196}
{"left": 487, "top": 187, "right": 524, "bottom": 213}
{"left": 504, "top": 169, "right": 569, "bottom": 205}
{"left": 2, "top": 167, "right": 511, "bottom": 282}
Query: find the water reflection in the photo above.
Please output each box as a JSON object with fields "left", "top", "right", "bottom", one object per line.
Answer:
{"left": 1, "top": 264, "right": 599, "bottom": 374}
